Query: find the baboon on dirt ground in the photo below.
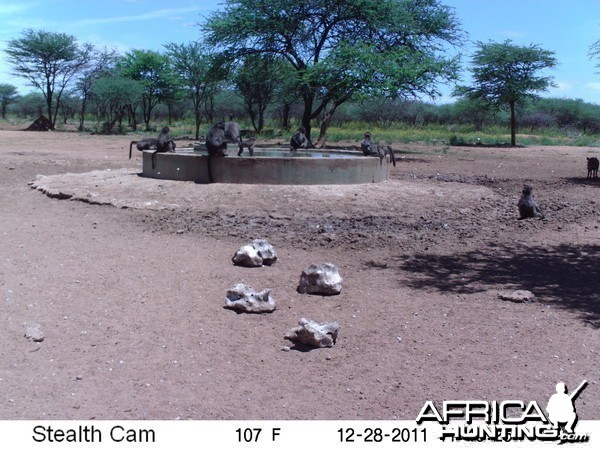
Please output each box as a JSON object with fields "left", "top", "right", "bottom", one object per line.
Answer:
{"left": 518, "top": 185, "right": 545, "bottom": 220}
{"left": 587, "top": 157, "right": 599, "bottom": 179}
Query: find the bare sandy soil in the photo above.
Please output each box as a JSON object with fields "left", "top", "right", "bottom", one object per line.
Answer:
{"left": 0, "top": 127, "right": 598, "bottom": 421}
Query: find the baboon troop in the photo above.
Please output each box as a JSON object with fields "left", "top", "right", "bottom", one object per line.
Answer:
{"left": 128, "top": 126, "right": 176, "bottom": 160}
{"left": 587, "top": 157, "right": 599, "bottom": 179}
{"left": 290, "top": 126, "right": 309, "bottom": 150}
{"left": 361, "top": 132, "right": 396, "bottom": 166}
{"left": 517, "top": 185, "right": 545, "bottom": 220}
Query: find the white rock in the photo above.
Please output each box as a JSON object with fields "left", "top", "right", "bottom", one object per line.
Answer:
{"left": 297, "top": 263, "right": 342, "bottom": 295}
{"left": 25, "top": 324, "right": 44, "bottom": 342}
{"left": 285, "top": 318, "right": 340, "bottom": 348}
{"left": 232, "top": 239, "right": 277, "bottom": 267}
{"left": 498, "top": 290, "right": 535, "bottom": 303}
{"left": 225, "top": 283, "right": 276, "bottom": 313}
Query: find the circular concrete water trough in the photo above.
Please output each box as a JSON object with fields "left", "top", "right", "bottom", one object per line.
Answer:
{"left": 142, "top": 147, "right": 390, "bottom": 184}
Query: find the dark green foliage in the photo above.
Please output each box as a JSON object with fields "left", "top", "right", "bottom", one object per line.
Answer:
{"left": 0, "top": 84, "right": 20, "bottom": 119}
{"left": 454, "top": 40, "right": 558, "bottom": 146}
{"left": 5, "top": 29, "right": 93, "bottom": 128}
{"left": 118, "top": 50, "right": 178, "bottom": 130}
{"left": 203, "top": 0, "right": 464, "bottom": 145}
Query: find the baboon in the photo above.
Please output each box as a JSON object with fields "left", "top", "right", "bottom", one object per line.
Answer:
{"left": 290, "top": 126, "right": 309, "bottom": 150}
{"left": 361, "top": 132, "right": 374, "bottom": 156}
{"left": 224, "top": 121, "right": 241, "bottom": 144}
{"left": 361, "top": 132, "right": 396, "bottom": 166}
{"left": 129, "top": 137, "right": 157, "bottom": 159}
{"left": 128, "top": 126, "right": 176, "bottom": 168}
{"left": 518, "top": 185, "right": 545, "bottom": 220}
{"left": 156, "top": 126, "right": 176, "bottom": 152}
{"left": 237, "top": 137, "right": 257, "bottom": 156}
{"left": 587, "top": 157, "right": 599, "bottom": 179}
{"left": 205, "top": 122, "right": 227, "bottom": 156}
{"left": 147, "top": 126, "right": 176, "bottom": 169}
{"left": 204, "top": 121, "right": 241, "bottom": 182}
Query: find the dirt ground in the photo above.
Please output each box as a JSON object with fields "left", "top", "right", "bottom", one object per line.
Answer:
{"left": 0, "top": 127, "right": 598, "bottom": 421}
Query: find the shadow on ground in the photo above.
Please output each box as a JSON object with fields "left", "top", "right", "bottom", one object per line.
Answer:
{"left": 562, "top": 176, "right": 600, "bottom": 187}
{"left": 396, "top": 243, "right": 599, "bottom": 328}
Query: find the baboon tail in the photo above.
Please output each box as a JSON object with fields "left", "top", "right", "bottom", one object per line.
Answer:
{"left": 129, "top": 141, "right": 135, "bottom": 159}
{"left": 389, "top": 147, "right": 396, "bottom": 167}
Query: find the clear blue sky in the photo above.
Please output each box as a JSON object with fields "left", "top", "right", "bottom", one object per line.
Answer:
{"left": 1, "top": 0, "right": 599, "bottom": 104}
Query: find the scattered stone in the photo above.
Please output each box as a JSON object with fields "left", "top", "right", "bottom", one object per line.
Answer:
{"left": 225, "top": 283, "right": 277, "bottom": 313}
{"left": 498, "top": 290, "right": 535, "bottom": 303}
{"left": 24, "top": 324, "right": 44, "bottom": 342}
{"left": 285, "top": 318, "right": 340, "bottom": 348}
{"left": 297, "top": 263, "right": 342, "bottom": 295}
{"left": 232, "top": 239, "right": 278, "bottom": 267}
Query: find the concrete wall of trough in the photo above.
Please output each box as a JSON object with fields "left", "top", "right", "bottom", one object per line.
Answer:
{"left": 142, "top": 150, "right": 390, "bottom": 185}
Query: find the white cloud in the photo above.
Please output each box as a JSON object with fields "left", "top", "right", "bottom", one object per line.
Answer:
{"left": 498, "top": 30, "right": 526, "bottom": 39}
{"left": 585, "top": 82, "right": 600, "bottom": 92}
{"left": 0, "top": 1, "right": 32, "bottom": 15}
{"left": 72, "top": 7, "right": 202, "bottom": 27}
{"left": 553, "top": 80, "right": 574, "bottom": 92}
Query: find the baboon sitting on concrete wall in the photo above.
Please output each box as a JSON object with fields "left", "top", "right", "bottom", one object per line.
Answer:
{"left": 128, "top": 126, "right": 176, "bottom": 159}
{"left": 290, "top": 127, "right": 309, "bottom": 150}
{"left": 361, "top": 132, "right": 396, "bottom": 166}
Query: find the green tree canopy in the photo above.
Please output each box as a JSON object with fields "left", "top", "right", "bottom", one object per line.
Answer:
{"left": 203, "top": 0, "right": 464, "bottom": 146}
{"left": 5, "top": 29, "right": 93, "bottom": 128}
{"left": 0, "top": 84, "right": 20, "bottom": 119}
{"left": 93, "top": 76, "right": 144, "bottom": 134}
{"left": 118, "top": 50, "right": 177, "bottom": 130}
{"left": 233, "top": 54, "right": 286, "bottom": 132}
{"left": 454, "top": 40, "right": 557, "bottom": 146}
{"left": 164, "top": 41, "right": 225, "bottom": 139}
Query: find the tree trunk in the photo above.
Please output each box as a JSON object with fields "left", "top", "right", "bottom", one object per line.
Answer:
{"left": 510, "top": 100, "right": 516, "bottom": 147}
{"left": 301, "top": 94, "right": 314, "bottom": 141}
{"left": 281, "top": 103, "right": 291, "bottom": 130}
{"left": 78, "top": 97, "right": 87, "bottom": 131}
{"left": 315, "top": 102, "right": 341, "bottom": 148}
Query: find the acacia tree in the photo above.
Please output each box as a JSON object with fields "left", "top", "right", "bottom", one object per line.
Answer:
{"left": 164, "top": 42, "right": 224, "bottom": 139}
{"left": 93, "top": 76, "right": 144, "bottom": 134}
{"left": 118, "top": 50, "right": 177, "bottom": 130}
{"left": 234, "top": 54, "right": 285, "bottom": 132}
{"left": 75, "top": 48, "right": 119, "bottom": 131}
{"left": 5, "top": 29, "right": 93, "bottom": 129}
{"left": 454, "top": 40, "right": 557, "bottom": 146}
{"left": 203, "top": 0, "right": 463, "bottom": 146}
{"left": 590, "top": 38, "right": 600, "bottom": 73}
{"left": 0, "top": 84, "right": 20, "bottom": 118}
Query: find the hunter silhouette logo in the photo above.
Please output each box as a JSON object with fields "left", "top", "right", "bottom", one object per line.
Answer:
{"left": 546, "top": 380, "right": 587, "bottom": 434}
{"left": 416, "top": 380, "right": 590, "bottom": 443}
